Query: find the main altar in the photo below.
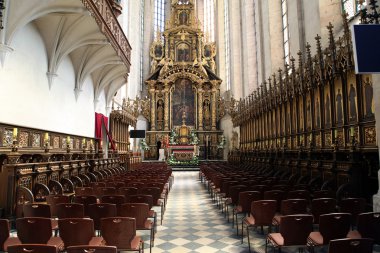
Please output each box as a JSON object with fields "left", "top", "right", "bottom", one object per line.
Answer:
{"left": 143, "top": 0, "right": 225, "bottom": 162}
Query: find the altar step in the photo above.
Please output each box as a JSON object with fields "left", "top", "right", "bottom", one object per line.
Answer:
{"left": 171, "top": 167, "right": 200, "bottom": 171}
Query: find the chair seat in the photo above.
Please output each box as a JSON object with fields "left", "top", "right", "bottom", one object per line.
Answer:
{"left": 3, "top": 237, "right": 22, "bottom": 251}
{"left": 234, "top": 205, "right": 243, "bottom": 213}
{"left": 130, "top": 236, "right": 142, "bottom": 250}
{"left": 347, "top": 230, "right": 362, "bottom": 239}
{"left": 244, "top": 215, "right": 256, "bottom": 225}
{"left": 88, "top": 236, "right": 105, "bottom": 246}
{"left": 47, "top": 236, "right": 65, "bottom": 251}
{"left": 268, "top": 233, "right": 284, "bottom": 246}
{"left": 225, "top": 198, "right": 232, "bottom": 205}
{"left": 272, "top": 215, "right": 282, "bottom": 226}
{"left": 51, "top": 219, "right": 59, "bottom": 230}
{"left": 137, "top": 220, "right": 153, "bottom": 230}
{"left": 149, "top": 210, "right": 156, "bottom": 218}
{"left": 308, "top": 231, "right": 324, "bottom": 245}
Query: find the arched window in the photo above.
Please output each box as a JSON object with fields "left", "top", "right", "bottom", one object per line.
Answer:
{"left": 281, "top": 0, "right": 290, "bottom": 66}
{"left": 224, "top": 0, "right": 231, "bottom": 91}
{"left": 154, "top": 0, "right": 166, "bottom": 39}
{"left": 204, "top": 0, "right": 215, "bottom": 42}
{"left": 342, "top": 0, "right": 366, "bottom": 19}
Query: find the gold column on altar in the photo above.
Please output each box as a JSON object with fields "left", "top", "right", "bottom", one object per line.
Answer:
{"left": 148, "top": 81, "right": 156, "bottom": 130}
{"left": 164, "top": 80, "right": 171, "bottom": 131}
{"left": 211, "top": 80, "right": 219, "bottom": 131}
{"left": 197, "top": 84, "right": 204, "bottom": 130}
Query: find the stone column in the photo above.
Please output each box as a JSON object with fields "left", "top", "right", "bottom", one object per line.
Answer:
{"left": 211, "top": 80, "right": 219, "bottom": 130}
{"left": 198, "top": 85, "right": 204, "bottom": 130}
{"left": 163, "top": 80, "right": 171, "bottom": 131}
{"left": 148, "top": 81, "right": 156, "bottom": 130}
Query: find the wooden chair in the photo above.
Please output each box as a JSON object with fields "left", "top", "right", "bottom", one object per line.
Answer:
{"left": 66, "top": 245, "right": 117, "bottom": 253}
{"left": 310, "top": 198, "right": 337, "bottom": 224}
{"left": 56, "top": 203, "right": 85, "bottom": 219}
{"left": 75, "top": 187, "right": 94, "bottom": 196}
{"left": 242, "top": 200, "right": 277, "bottom": 252}
{"left": 118, "top": 203, "right": 154, "bottom": 253}
{"left": 266, "top": 214, "right": 313, "bottom": 253}
{"left": 101, "top": 195, "right": 126, "bottom": 206}
{"left": 128, "top": 194, "right": 157, "bottom": 231}
{"left": 139, "top": 187, "right": 164, "bottom": 224}
{"left": 328, "top": 238, "right": 374, "bottom": 253}
{"left": 58, "top": 218, "right": 103, "bottom": 249}
{"left": 46, "top": 195, "right": 70, "bottom": 217}
{"left": 7, "top": 244, "right": 58, "bottom": 253}
{"left": 0, "top": 219, "right": 21, "bottom": 252}
{"left": 232, "top": 191, "right": 262, "bottom": 235}
{"left": 348, "top": 212, "right": 380, "bottom": 245}
{"left": 16, "top": 217, "right": 63, "bottom": 250}
{"left": 307, "top": 213, "right": 352, "bottom": 253}
{"left": 87, "top": 203, "right": 117, "bottom": 232}
{"left": 101, "top": 217, "right": 143, "bottom": 253}
{"left": 339, "top": 198, "right": 366, "bottom": 226}
{"left": 22, "top": 203, "right": 58, "bottom": 232}
{"left": 272, "top": 199, "right": 308, "bottom": 228}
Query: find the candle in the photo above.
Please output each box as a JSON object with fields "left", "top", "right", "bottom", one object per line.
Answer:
{"left": 44, "top": 132, "right": 49, "bottom": 142}
{"left": 67, "top": 136, "right": 70, "bottom": 143}
{"left": 350, "top": 126, "right": 355, "bottom": 137}
{"left": 82, "top": 138, "right": 86, "bottom": 145}
{"left": 13, "top": 128, "right": 18, "bottom": 139}
{"left": 334, "top": 129, "right": 338, "bottom": 136}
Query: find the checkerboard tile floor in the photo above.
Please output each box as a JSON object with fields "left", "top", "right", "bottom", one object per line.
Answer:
{"left": 141, "top": 171, "right": 380, "bottom": 253}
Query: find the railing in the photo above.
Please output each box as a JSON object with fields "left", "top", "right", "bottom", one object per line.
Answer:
{"left": 81, "top": 0, "right": 132, "bottom": 72}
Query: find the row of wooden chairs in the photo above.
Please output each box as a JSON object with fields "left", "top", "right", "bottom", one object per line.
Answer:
{"left": 0, "top": 217, "right": 144, "bottom": 252}
{"left": 7, "top": 245, "right": 117, "bottom": 253}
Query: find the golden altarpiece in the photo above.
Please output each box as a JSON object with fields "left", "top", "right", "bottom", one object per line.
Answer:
{"left": 144, "top": 0, "right": 224, "bottom": 161}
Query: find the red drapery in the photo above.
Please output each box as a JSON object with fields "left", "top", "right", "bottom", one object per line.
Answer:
{"left": 95, "top": 113, "right": 115, "bottom": 150}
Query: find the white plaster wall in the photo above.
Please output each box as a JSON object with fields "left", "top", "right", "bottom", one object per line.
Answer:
{"left": 0, "top": 23, "right": 105, "bottom": 137}
{"left": 303, "top": 0, "right": 321, "bottom": 55}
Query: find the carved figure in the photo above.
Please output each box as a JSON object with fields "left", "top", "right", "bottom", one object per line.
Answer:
{"left": 364, "top": 77, "right": 374, "bottom": 116}
{"left": 349, "top": 84, "right": 357, "bottom": 121}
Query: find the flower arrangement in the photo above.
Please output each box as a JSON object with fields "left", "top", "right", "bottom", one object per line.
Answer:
{"left": 140, "top": 138, "right": 150, "bottom": 151}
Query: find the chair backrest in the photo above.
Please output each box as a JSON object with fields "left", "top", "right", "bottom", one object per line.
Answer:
{"left": 7, "top": 244, "right": 58, "bottom": 253}
{"left": 287, "top": 190, "right": 310, "bottom": 201}
{"left": 328, "top": 238, "right": 374, "bottom": 253}
{"left": 251, "top": 200, "right": 277, "bottom": 226}
{"left": 75, "top": 187, "right": 94, "bottom": 196}
{"left": 238, "top": 191, "right": 262, "bottom": 213}
{"left": 58, "top": 218, "right": 96, "bottom": 248}
{"left": 280, "top": 199, "right": 308, "bottom": 215}
{"left": 101, "top": 195, "right": 126, "bottom": 206}
{"left": 280, "top": 214, "right": 313, "bottom": 246}
{"left": 356, "top": 212, "right": 380, "bottom": 244}
{"left": 264, "top": 190, "right": 285, "bottom": 211}
{"left": 248, "top": 185, "right": 269, "bottom": 195}
{"left": 127, "top": 195, "right": 154, "bottom": 209}
{"left": 313, "top": 190, "right": 335, "bottom": 199}
{"left": 339, "top": 198, "right": 366, "bottom": 224}
{"left": 96, "top": 187, "right": 117, "bottom": 198}
{"left": 139, "top": 187, "right": 161, "bottom": 204}
{"left": 66, "top": 245, "right": 117, "bottom": 253}
{"left": 56, "top": 203, "right": 85, "bottom": 219}
{"left": 88, "top": 203, "right": 117, "bottom": 230}
{"left": 73, "top": 195, "right": 97, "bottom": 216}
{"left": 118, "top": 203, "right": 150, "bottom": 229}
{"left": 311, "top": 198, "right": 337, "bottom": 224}
{"left": 0, "top": 219, "right": 11, "bottom": 251}
{"left": 228, "top": 185, "right": 248, "bottom": 205}
{"left": 46, "top": 195, "right": 70, "bottom": 217}
{"left": 272, "top": 184, "right": 290, "bottom": 192}
{"left": 90, "top": 182, "right": 106, "bottom": 188}
{"left": 319, "top": 213, "right": 351, "bottom": 243}
{"left": 16, "top": 217, "right": 52, "bottom": 244}
{"left": 23, "top": 203, "right": 52, "bottom": 218}
{"left": 101, "top": 217, "right": 137, "bottom": 250}
{"left": 118, "top": 187, "right": 138, "bottom": 198}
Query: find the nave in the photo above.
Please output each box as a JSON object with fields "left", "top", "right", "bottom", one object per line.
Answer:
{"left": 153, "top": 171, "right": 250, "bottom": 253}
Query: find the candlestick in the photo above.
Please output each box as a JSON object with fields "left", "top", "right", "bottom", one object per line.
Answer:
{"left": 13, "top": 128, "right": 18, "bottom": 139}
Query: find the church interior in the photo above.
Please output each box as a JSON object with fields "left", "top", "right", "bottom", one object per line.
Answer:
{"left": 1, "top": 0, "right": 380, "bottom": 252}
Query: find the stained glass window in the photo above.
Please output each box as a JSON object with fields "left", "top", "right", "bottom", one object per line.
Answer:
{"left": 204, "top": 0, "right": 215, "bottom": 42}
{"left": 154, "top": 0, "right": 166, "bottom": 39}
{"left": 281, "top": 0, "right": 290, "bottom": 66}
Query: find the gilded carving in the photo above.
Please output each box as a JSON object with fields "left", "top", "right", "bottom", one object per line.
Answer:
{"left": 364, "top": 127, "right": 376, "bottom": 145}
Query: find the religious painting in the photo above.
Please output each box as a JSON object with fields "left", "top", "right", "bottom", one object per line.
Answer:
{"left": 172, "top": 78, "right": 195, "bottom": 126}
{"left": 324, "top": 86, "right": 331, "bottom": 127}
{"left": 314, "top": 89, "right": 321, "bottom": 129}
{"left": 204, "top": 45, "right": 212, "bottom": 58}
{"left": 176, "top": 43, "right": 191, "bottom": 62}
{"left": 362, "top": 75, "right": 374, "bottom": 118}
{"left": 335, "top": 80, "right": 343, "bottom": 125}
{"left": 154, "top": 44, "right": 163, "bottom": 59}
{"left": 179, "top": 11, "right": 188, "bottom": 25}
{"left": 347, "top": 73, "right": 358, "bottom": 122}
{"left": 306, "top": 94, "right": 312, "bottom": 130}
